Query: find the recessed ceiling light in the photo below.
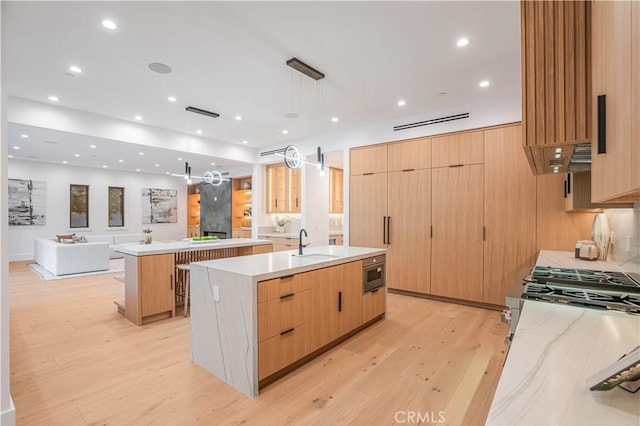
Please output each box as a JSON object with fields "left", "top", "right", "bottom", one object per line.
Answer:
{"left": 101, "top": 19, "right": 117, "bottom": 30}
{"left": 456, "top": 37, "right": 470, "bottom": 47}
{"left": 479, "top": 80, "right": 490, "bottom": 88}
{"left": 102, "top": 165, "right": 108, "bottom": 168}
{"left": 196, "top": 129, "right": 203, "bottom": 135}
{"left": 148, "top": 62, "right": 172, "bottom": 74}
{"left": 242, "top": 140, "right": 249, "bottom": 145}
{"left": 210, "top": 162, "right": 215, "bottom": 166}
{"left": 136, "top": 168, "right": 141, "bottom": 172}
{"left": 12, "top": 146, "right": 19, "bottom": 150}
{"left": 331, "top": 117, "right": 339, "bottom": 123}
{"left": 177, "top": 157, "right": 183, "bottom": 161}
{"left": 62, "top": 160, "right": 68, "bottom": 164}
{"left": 69, "top": 65, "right": 82, "bottom": 73}
{"left": 168, "top": 96, "right": 177, "bottom": 102}
{"left": 48, "top": 95, "right": 59, "bottom": 102}
{"left": 553, "top": 169, "right": 559, "bottom": 174}
{"left": 90, "top": 144, "right": 96, "bottom": 148}
{"left": 554, "top": 153, "right": 561, "bottom": 159}
{"left": 397, "top": 100, "right": 406, "bottom": 106}
{"left": 118, "top": 159, "right": 124, "bottom": 163}
{"left": 282, "top": 129, "right": 289, "bottom": 134}
{"left": 134, "top": 115, "right": 142, "bottom": 121}
{"left": 8, "top": 155, "right": 13, "bottom": 159}
{"left": 235, "top": 115, "right": 242, "bottom": 121}
{"left": 20, "top": 134, "right": 29, "bottom": 139}
{"left": 555, "top": 147, "right": 563, "bottom": 153}
{"left": 74, "top": 154, "right": 80, "bottom": 157}
{"left": 165, "top": 171, "right": 170, "bottom": 175}
{"left": 139, "top": 152, "right": 144, "bottom": 156}
{"left": 154, "top": 163, "right": 160, "bottom": 167}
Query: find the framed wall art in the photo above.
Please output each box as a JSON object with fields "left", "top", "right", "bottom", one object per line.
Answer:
{"left": 108, "top": 186, "right": 125, "bottom": 227}
{"left": 70, "top": 184, "right": 89, "bottom": 228}
{"left": 141, "top": 188, "right": 177, "bottom": 224}
{"left": 8, "top": 179, "right": 46, "bottom": 226}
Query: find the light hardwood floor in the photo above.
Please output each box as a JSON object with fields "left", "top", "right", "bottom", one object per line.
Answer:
{"left": 9, "top": 261, "right": 508, "bottom": 425}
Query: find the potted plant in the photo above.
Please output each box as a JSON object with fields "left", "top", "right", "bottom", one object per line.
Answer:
{"left": 142, "top": 228, "right": 153, "bottom": 244}
{"left": 275, "top": 217, "right": 290, "bottom": 233}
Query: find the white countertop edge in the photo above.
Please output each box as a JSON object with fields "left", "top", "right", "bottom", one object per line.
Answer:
{"left": 537, "top": 250, "right": 638, "bottom": 274}
{"left": 113, "top": 238, "right": 271, "bottom": 256}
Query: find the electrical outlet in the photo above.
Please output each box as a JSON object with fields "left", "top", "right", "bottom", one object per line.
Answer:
{"left": 626, "top": 235, "right": 632, "bottom": 252}
{"left": 213, "top": 285, "right": 220, "bottom": 301}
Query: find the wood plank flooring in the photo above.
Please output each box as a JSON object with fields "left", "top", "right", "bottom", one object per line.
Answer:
{"left": 9, "top": 261, "right": 508, "bottom": 425}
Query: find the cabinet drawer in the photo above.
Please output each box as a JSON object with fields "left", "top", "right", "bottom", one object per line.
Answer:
{"left": 431, "top": 130, "right": 483, "bottom": 167}
{"left": 258, "top": 274, "right": 310, "bottom": 303}
{"left": 362, "top": 287, "right": 386, "bottom": 323}
{"left": 388, "top": 137, "right": 431, "bottom": 171}
{"left": 258, "top": 290, "right": 311, "bottom": 341}
{"left": 258, "top": 322, "right": 312, "bottom": 380}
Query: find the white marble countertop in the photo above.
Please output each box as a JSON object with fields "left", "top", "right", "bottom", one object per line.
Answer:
{"left": 191, "top": 245, "right": 385, "bottom": 282}
{"left": 487, "top": 249, "right": 640, "bottom": 425}
{"left": 258, "top": 231, "right": 343, "bottom": 238}
{"left": 113, "top": 238, "right": 271, "bottom": 256}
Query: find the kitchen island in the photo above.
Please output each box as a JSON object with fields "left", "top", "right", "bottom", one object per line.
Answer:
{"left": 113, "top": 238, "right": 272, "bottom": 325}
{"left": 189, "top": 245, "right": 387, "bottom": 397}
{"left": 487, "top": 250, "right": 640, "bottom": 425}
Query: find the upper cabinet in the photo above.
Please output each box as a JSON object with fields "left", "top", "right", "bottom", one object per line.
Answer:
{"left": 591, "top": 0, "right": 640, "bottom": 202}
{"left": 266, "top": 164, "right": 301, "bottom": 213}
{"left": 387, "top": 137, "right": 431, "bottom": 171}
{"left": 521, "top": 0, "right": 592, "bottom": 174}
{"left": 431, "top": 130, "right": 483, "bottom": 167}
{"left": 329, "top": 167, "right": 343, "bottom": 214}
{"left": 350, "top": 145, "right": 387, "bottom": 175}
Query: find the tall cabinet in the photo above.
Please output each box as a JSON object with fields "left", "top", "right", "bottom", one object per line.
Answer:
{"left": 591, "top": 0, "right": 640, "bottom": 202}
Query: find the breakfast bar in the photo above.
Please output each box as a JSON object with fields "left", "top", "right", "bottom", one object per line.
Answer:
{"left": 113, "top": 238, "right": 273, "bottom": 325}
{"left": 189, "top": 245, "right": 387, "bottom": 397}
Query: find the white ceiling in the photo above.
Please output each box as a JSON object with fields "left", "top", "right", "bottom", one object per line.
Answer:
{"left": 4, "top": 1, "right": 521, "bottom": 175}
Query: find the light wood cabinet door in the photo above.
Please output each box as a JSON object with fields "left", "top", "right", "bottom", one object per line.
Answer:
{"left": 591, "top": 0, "right": 640, "bottom": 202}
{"left": 386, "top": 169, "right": 431, "bottom": 294}
{"left": 258, "top": 290, "right": 311, "bottom": 342}
{"left": 483, "top": 125, "right": 536, "bottom": 306}
{"left": 431, "top": 130, "right": 484, "bottom": 167}
{"left": 288, "top": 168, "right": 301, "bottom": 213}
{"left": 329, "top": 168, "right": 344, "bottom": 213}
{"left": 308, "top": 267, "right": 341, "bottom": 350}
{"left": 387, "top": 137, "right": 431, "bottom": 171}
{"left": 258, "top": 322, "right": 312, "bottom": 380}
{"left": 139, "top": 254, "right": 174, "bottom": 318}
{"left": 349, "top": 173, "right": 387, "bottom": 248}
{"left": 350, "top": 145, "right": 387, "bottom": 175}
{"left": 266, "top": 164, "right": 287, "bottom": 213}
{"left": 431, "top": 165, "right": 484, "bottom": 302}
{"left": 338, "top": 260, "right": 363, "bottom": 336}
{"left": 362, "top": 287, "right": 386, "bottom": 324}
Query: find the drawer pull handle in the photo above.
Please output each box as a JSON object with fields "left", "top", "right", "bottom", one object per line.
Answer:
{"left": 279, "top": 293, "right": 294, "bottom": 299}
{"left": 449, "top": 164, "right": 464, "bottom": 168}
{"left": 280, "top": 275, "right": 294, "bottom": 280}
{"left": 371, "top": 289, "right": 379, "bottom": 294}
{"left": 280, "top": 328, "right": 295, "bottom": 336}
{"left": 402, "top": 168, "right": 415, "bottom": 172}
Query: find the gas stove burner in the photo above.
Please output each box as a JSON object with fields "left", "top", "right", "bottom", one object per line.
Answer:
{"left": 528, "top": 266, "right": 640, "bottom": 293}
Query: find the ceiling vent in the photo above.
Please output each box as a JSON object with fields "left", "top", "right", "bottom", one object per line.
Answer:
{"left": 393, "top": 112, "right": 470, "bottom": 132}
{"left": 186, "top": 106, "right": 219, "bottom": 119}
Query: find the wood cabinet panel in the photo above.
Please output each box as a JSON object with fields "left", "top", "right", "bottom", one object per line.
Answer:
{"left": 349, "top": 173, "right": 387, "bottom": 248}
{"left": 350, "top": 145, "right": 387, "bottom": 175}
{"left": 308, "top": 267, "right": 341, "bottom": 350}
{"left": 266, "top": 164, "right": 287, "bottom": 213}
{"left": 386, "top": 169, "right": 431, "bottom": 294}
{"left": 329, "top": 168, "right": 344, "bottom": 213}
{"left": 361, "top": 288, "right": 386, "bottom": 324}
{"left": 258, "top": 322, "right": 312, "bottom": 380}
{"left": 288, "top": 168, "right": 301, "bottom": 213}
{"left": 258, "top": 274, "right": 309, "bottom": 303}
{"left": 431, "top": 130, "right": 484, "bottom": 167}
{"left": 431, "top": 165, "right": 484, "bottom": 302}
{"left": 231, "top": 229, "right": 251, "bottom": 238}
{"left": 139, "top": 254, "right": 174, "bottom": 317}
{"left": 483, "top": 125, "right": 537, "bottom": 305}
{"left": 387, "top": 137, "right": 431, "bottom": 171}
{"left": 338, "top": 261, "right": 363, "bottom": 336}
{"left": 258, "top": 290, "right": 311, "bottom": 342}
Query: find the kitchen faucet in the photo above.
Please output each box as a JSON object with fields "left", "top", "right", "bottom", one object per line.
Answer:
{"left": 298, "top": 229, "right": 309, "bottom": 255}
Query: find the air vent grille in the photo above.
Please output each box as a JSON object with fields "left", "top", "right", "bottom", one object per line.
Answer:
{"left": 393, "top": 112, "right": 470, "bottom": 132}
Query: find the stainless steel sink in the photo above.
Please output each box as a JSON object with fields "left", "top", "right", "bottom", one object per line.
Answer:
{"left": 292, "top": 253, "right": 340, "bottom": 260}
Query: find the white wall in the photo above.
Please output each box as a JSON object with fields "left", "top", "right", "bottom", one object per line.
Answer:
{"left": 605, "top": 205, "right": 640, "bottom": 270}
{"left": 301, "top": 158, "right": 329, "bottom": 247}
{"left": 8, "top": 160, "right": 189, "bottom": 261}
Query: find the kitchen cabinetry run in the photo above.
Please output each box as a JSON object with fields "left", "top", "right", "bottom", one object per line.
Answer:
{"left": 231, "top": 228, "right": 251, "bottom": 238}
{"left": 266, "top": 164, "right": 301, "bottom": 213}
{"left": 431, "top": 130, "right": 483, "bottom": 167}
{"left": 565, "top": 172, "right": 633, "bottom": 212}
{"left": 187, "top": 184, "right": 200, "bottom": 238}
{"left": 521, "top": 0, "right": 592, "bottom": 175}
{"left": 259, "top": 236, "right": 298, "bottom": 252}
{"left": 350, "top": 173, "right": 387, "bottom": 249}
{"left": 591, "top": 0, "right": 640, "bottom": 202}
{"left": 329, "top": 167, "right": 344, "bottom": 213}
{"left": 232, "top": 176, "right": 252, "bottom": 228}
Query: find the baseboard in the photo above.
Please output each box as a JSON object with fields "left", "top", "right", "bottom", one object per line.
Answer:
{"left": 0, "top": 396, "right": 15, "bottom": 425}
{"left": 9, "top": 253, "right": 33, "bottom": 262}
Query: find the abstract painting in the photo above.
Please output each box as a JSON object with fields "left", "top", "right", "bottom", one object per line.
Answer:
{"left": 8, "top": 179, "right": 46, "bottom": 226}
{"left": 70, "top": 184, "right": 89, "bottom": 228}
{"left": 108, "top": 186, "right": 125, "bottom": 227}
{"left": 141, "top": 188, "right": 177, "bottom": 224}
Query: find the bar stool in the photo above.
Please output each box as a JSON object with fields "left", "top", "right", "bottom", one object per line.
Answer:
{"left": 176, "top": 263, "right": 191, "bottom": 317}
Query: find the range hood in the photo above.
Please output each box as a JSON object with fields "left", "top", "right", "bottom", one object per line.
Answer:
{"left": 525, "top": 142, "right": 591, "bottom": 175}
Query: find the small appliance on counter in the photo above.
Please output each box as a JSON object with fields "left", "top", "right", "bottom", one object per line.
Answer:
{"left": 575, "top": 240, "right": 599, "bottom": 260}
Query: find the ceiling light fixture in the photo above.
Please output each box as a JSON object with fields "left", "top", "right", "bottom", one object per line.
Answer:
{"left": 148, "top": 62, "right": 172, "bottom": 74}
{"left": 12, "top": 146, "right": 19, "bottom": 150}
{"left": 554, "top": 153, "right": 561, "bottom": 159}
{"left": 90, "top": 144, "right": 96, "bottom": 148}
{"left": 138, "top": 152, "right": 144, "bottom": 156}
{"left": 555, "top": 147, "right": 563, "bottom": 154}
{"left": 235, "top": 115, "right": 242, "bottom": 121}
{"left": 242, "top": 140, "right": 248, "bottom": 145}
{"left": 331, "top": 117, "right": 339, "bottom": 123}
{"left": 48, "top": 95, "right": 59, "bottom": 102}
{"left": 210, "top": 162, "right": 215, "bottom": 166}
{"left": 136, "top": 168, "right": 141, "bottom": 172}
{"left": 167, "top": 96, "right": 177, "bottom": 103}
{"left": 196, "top": 129, "right": 203, "bottom": 135}
{"left": 282, "top": 129, "right": 289, "bottom": 134}
{"left": 118, "top": 159, "right": 124, "bottom": 163}
{"left": 101, "top": 19, "right": 117, "bottom": 30}
{"left": 102, "top": 165, "right": 108, "bottom": 168}
{"left": 154, "top": 163, "right": 160, "bottom": 167}
{"left": 186, "top": 106, "right": 219, "bottom": 119}
{"left": 397, "top": 100, "right": 406, "bottom": 106}
{"left": 20, "top": 134, "right": 29, "bottom": 139}
{"left": 74, "top": 154, "right": 80, "bottom": 157}
{"left": 8, "top": 155, "right": 13, "bottom": 159}
{"left": 177, "top": 157, "right": 183, "bottom": 161}
{"left": 134, "top": 115, "right": 143, "bottom": 121}
{"left": 286, "top": 57, "right": 325, "bottom": 80}
{"left": 62, "top": 160, "right": 67, "bottom": 164}
{"left": 69, "top": 65, "right": 82, "bottom": 73}
{"left": 456, "top": 38, "right": 469, "bottom": 47}
{"left": 479, "top": 80, "right": 490, "bottom": 88}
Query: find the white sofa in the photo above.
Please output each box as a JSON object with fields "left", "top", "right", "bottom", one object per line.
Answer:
{"left": 81, "top": 234, "right": 145, "bottom": 258}
{"left": 34, "top": 238, "right": 111, "bottom": 276}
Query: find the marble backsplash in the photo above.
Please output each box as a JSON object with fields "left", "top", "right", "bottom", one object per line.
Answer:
{"left": 604, "top": 204, "right": 640, "bottom": 271}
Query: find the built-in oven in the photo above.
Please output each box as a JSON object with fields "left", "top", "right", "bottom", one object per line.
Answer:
{"left": 363, "top": 255, "right": 386, "bottom": 293}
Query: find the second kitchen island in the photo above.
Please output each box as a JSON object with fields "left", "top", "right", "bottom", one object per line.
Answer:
{"left": 190, "top": 245, "right": 387, "bottom": 397}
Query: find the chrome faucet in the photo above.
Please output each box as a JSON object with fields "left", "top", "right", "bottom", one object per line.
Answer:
{"left": 298, "top": 228, "right": 309, "bottom": 255}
